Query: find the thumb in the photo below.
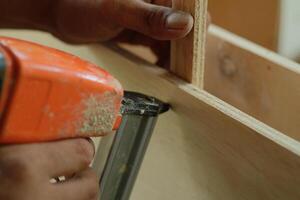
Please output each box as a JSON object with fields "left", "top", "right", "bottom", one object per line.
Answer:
{"left": 113, "top": 1, "right": 193, "bottom": 40}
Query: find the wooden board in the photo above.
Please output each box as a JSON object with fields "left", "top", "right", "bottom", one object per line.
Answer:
{"left": 120, "top": 25, "right": 300, "bottom": 142}
{"left": 205, "top": 25, "right": 300, "bottom": 142}
{"left": 208, "top": 0, "right": 279, "bottom": 51}
{"left": 171, "top": 0, "right": 207, "bottom": 87}
{"left": 2, "top": 29, "right": 300, "bottom": 199}
{"left": 88, "top": 45, "right": 300, "bottom": 200}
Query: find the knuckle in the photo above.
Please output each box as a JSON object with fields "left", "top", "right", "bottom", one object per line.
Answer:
{"left": 74, "top": 139, "right": 94, "bottom": 165}
{"left": 145, "top": 7, "right": 171, "bottom": 33}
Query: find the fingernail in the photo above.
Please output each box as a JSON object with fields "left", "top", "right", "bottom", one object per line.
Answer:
{"left": 166, "top": 11, "right": 193, "bottom": 30}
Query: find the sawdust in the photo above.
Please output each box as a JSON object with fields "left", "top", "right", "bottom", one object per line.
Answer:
{"left": 80, "top": 91, "right": 117, "bottom": 135}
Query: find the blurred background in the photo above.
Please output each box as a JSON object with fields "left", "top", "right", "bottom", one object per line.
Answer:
{"left": 209, "top": 0, "right": 300, "bottom": 62}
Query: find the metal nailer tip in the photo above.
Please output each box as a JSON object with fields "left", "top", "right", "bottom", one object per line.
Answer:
{"left": 122, "top": 91, "right": 170, "bottom": 116}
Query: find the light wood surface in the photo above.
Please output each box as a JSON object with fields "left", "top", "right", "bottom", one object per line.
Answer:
{"left": 208, "top": 0, "right": 279, "bottom": 51}
{"left": 1, "top": 28, "right": 300, "bottom": 199}
{"left": 120, "top": 25, "right": 300, "bottom": 142}
{"left": 171, "top": 0, "right": 207, "bottom": 87}
{"left": 205, "top": 25, "right": 300, "bottom": 142}
{"left": 90, "top": 44, "right": 300, "bottom": 200}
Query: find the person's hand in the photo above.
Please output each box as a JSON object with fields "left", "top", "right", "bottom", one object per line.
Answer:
{"left": 1, "top": 0, "right": 210, "bottom": 67}
{"left": 0, "top": 138, "right": 98, "bottom": 200}
{"left": 52, "top": 0, "right": 194, "bottom": 68}
{"left": 51, "top": 0, "right": 210, "bottom": 67}
{"left": 52, "top": 0, "right": 193, "bottom": 42}
{"left": 0, "top": 0, "right": 194, "bottom": 68}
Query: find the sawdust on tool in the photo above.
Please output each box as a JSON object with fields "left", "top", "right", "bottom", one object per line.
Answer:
{"left": 80, "top": 91, "right": 117, "bottom": 135}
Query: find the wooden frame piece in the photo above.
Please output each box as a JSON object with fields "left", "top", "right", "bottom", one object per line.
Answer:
{"left": 87, "top": 42, "right": 300, "bottom": 200}
{"left": 171, "top": 0, "right": 208, "bottom": 87}
{"left": 205, "top": 25, "right": 300, "bottom": 142}
{"left": 1, "top": 11, "right": 300, "bottom": 200}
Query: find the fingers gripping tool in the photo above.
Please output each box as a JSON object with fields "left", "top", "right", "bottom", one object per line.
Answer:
{"left": 0, "top": 37, "right": 169, "bottom": 200}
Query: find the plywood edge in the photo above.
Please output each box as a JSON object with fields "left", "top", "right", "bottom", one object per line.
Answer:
{"left": 209, "top": 25, "right": 300, "bottom": 74}
{"left": 2, "top": 29, "right": 300, "bottom": 198}
{"left": 171, "top": 0, "right": 208, "bottom": 87}
{"left": 85, "top": 43, "right": 300, "bottom": 199}
{"left": 2, "top": 28, "right": 299, "bottom": 157}
{"left": 107, "top": 43, "right": 300, "bottom": 157}
{"left": 205, "top": 25, "right": 300, "bottom": 141}
{"left": 191, "top": 88, "right": 300, "bottom": 156}
{"left": 192, "top": 0, "right": 207, "bottom": 87}
{"left": 97, "top": 43, "right": 300, "bottom": 199}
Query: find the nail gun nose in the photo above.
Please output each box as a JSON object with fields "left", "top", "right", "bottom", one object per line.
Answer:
{"left": 121, "top": 91, "right": 170, "bottom": 116}
{"left": 97, "top": 91, "right": 169, "bottom": 200}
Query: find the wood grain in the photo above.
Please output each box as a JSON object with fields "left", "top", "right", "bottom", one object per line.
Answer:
{"left": 171, "top": 0, "right": 208, "bottom": 87}
{"left": 2, "top": 29, "right": 300, "bottom": 200}
{"left": 208, "top": 0, "right": 279, "bottom": 51}
{"left": 119, "top": 25, "right": 300, "bottom": 142}
{"left": 92, "top": 44, "right": 300, "bottom": 200}
{"left": 205, "top": 25, "right": 300, "bottom": 142}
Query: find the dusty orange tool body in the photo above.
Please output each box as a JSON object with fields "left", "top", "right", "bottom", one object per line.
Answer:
{"left": 0, "top": 36, "right": 170, "bottom": 200}
{"left": 0, "top": 37, "right": 123, "bottom": 143}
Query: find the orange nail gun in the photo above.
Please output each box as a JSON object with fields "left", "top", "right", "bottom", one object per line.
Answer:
{"left": 0, "top": 37, "right": 169, "bottom": 200}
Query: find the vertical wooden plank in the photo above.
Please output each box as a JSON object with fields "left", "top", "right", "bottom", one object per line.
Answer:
{"left": 204, "top": 25, "right": 300, "bottom": 142}
{"left": 278, "top": 0, "right": 300, "bottom": 61}
{"left": 171, "top": 0, "right": 208, "bottom": 88}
